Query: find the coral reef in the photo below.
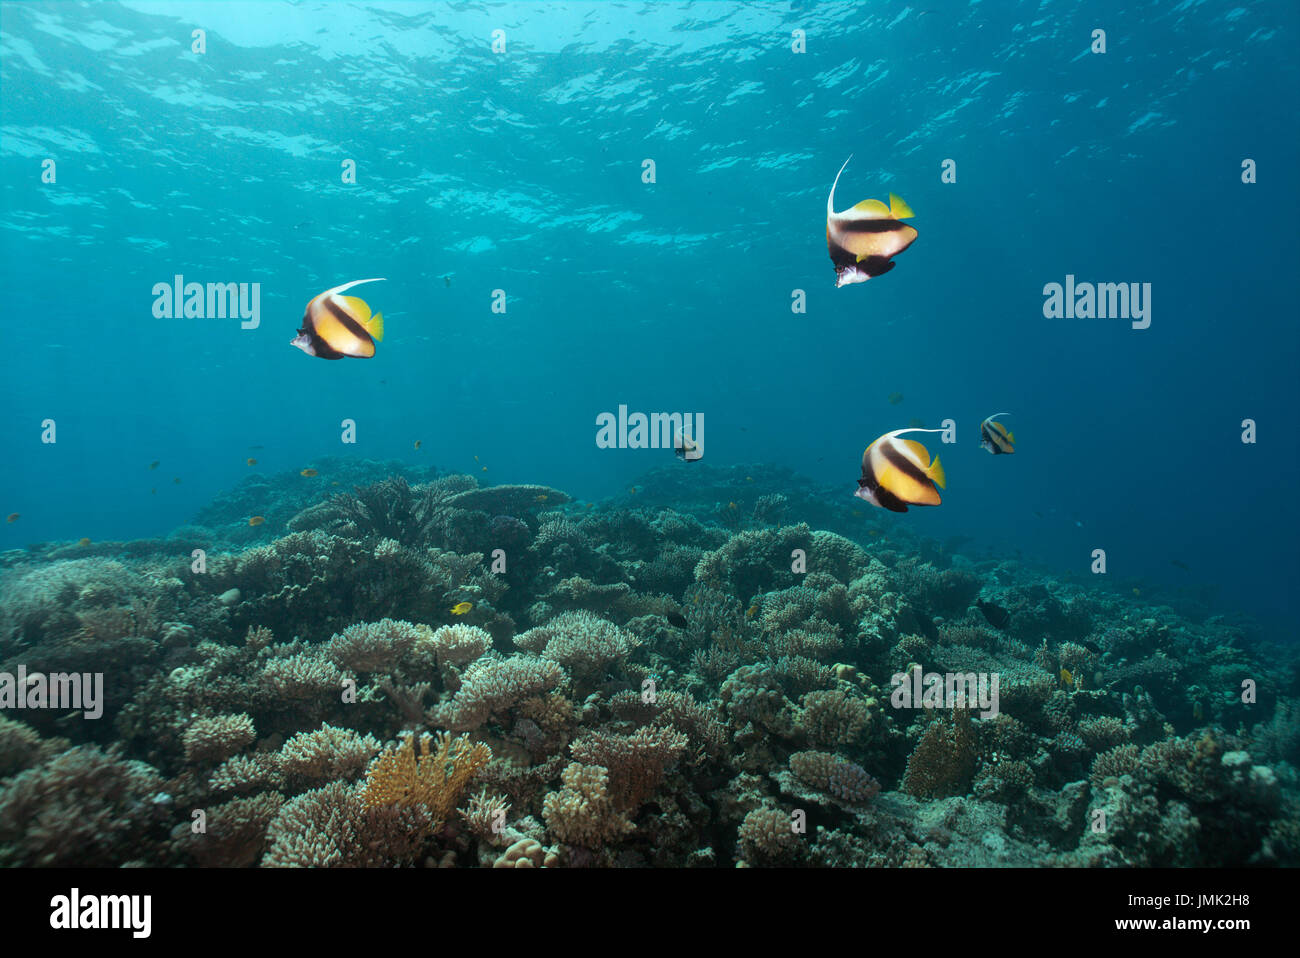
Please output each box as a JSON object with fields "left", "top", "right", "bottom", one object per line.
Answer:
{"left": 0, "top": 459, "right": 1295, "bottom": 868}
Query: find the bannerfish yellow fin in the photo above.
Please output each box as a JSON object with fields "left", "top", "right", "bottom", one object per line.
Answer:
{"left": 850, "top": 198, "right": 892, "bottom": 217}
{"left": 341, "top": 295, "right": 371, "bottom": 321}
{"left": 926, "top": 455, "right": 946, "bottom": 489}
{"left": 889, "top": 193, "right": 915, "bottom": 219}
{"left": 364, "top": 311, "right": 384, "bottom": 342}
{"left": 901, "top": 439, "right": 931, "bottom": 466}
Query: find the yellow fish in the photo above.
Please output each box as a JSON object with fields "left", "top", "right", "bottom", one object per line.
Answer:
{"left": 148, "top": 460, "right": 159, "bottom": 470}
{"left": 826, "top": 156, "right": 917, "bottom": 287}
{"left": 246, "top": 458, "right": 257, "bottom": 466}
{"left": 78, "top": 537, "right": 91, "bottom": 547}
{"left": 856, "top": 427, "right": 945, "bottom": 512}
{"left": 5, "top": 513, "right": 18, "bottom": 523}
{"left": 290, "top": 278, "right": 386, "bottom": 360}
{"left": 979, "top": 414, "right": 1015, "bottom": 455}
{"left": 628, "top": 486, "right": 637, "bottom": 494}
{"left": 536, "top": 494, "right": 548, "bottom": 502}
{"left": 481, "top": 466, "right": 488, "bottom": 472}
{"left": 450, "top": 601, "right": 473, "bottom": 616}
{"left": 1060, "top": 668, "right": 1074, "bottom": 688}
{"left": 727, "top": 501, "right": 738, "bottom": 510}
{"left": 248, "top": 516, "right": 265, "bottom": 526}
{"left": 745, "top": 476, "right": 754, "bottom": 482}
{"left": 1132, "top": 588, "right": 1141, "bottom": 597}
{"left": 414, "top": 440, "right": 422, "bottom": 450}
{"left": 300, "top": 468, "right": 318, "bottom": 477}
{"left": 745, "top": 604, "right": 758, "bottom": 618}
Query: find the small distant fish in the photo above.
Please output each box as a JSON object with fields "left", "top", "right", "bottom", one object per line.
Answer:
{"left": 5, "top": 513, "right": 18, "bottom": 523}
{"left": 290, "top": 278, "right": 386, "bottom": 360}
{"left": 536, "top": 494, "right": 548, "bottom": 502}
{"left": 979, "top": 414, "right": 1015, "bottom": 455}
{"left": 586, "top": 502, "right": 595, "bottom": 509}
{"left": 331, "top": 481, "right": 340, "bottom": 486}
{"left": 665, "top": 611, "right": 688, "bottom": 629}
{"left": 867, "top": 528, "right": 882, "bottom": 536}
{"left": 248, "top": 516, "right": 265, "bottom": 526}
{"left": 628, "top": 486, "right": 637, "bottom": 494}
{"left": 414, "top": 440, "right": 422, "bottom": 450}
{"left": 444, "top": 275, "right": 452, "bottom": 288}
{"left": 1132, "top": 587, "right": 1141, "bottom": 597}
{"left": 173, "top": 477, "right": 182, "bottom": 485}
{"left": 150, "top": 488, "right": 156, "bottom": 495}
{"left": 1059, "top": 668, "right": 1074, "bottom": 689}
{"left": 674, "top": 431, "right": 702, "bottom": 462}
{"left": 727, "top": 501, "right": 738, "bottom": 510}
{"left": 745, "top": 604, "right": 758, "bottom": 618}
{"left": 888, "top": 392, "right": 904, "bottom": 406}
{"left": 855, "top": 427, "right": 946, "bottom": 512}
{"left": 78, "top": 537, "right": 91, "bottom": 546}
{"left": 826, "top": 155, "right": 918, "bottom": 287}
{"left": 450, "top": 601, "right": 473, "bottom": 616}
{"left": 149, "top": 461, "right": 159, "bottom": 470}
{"left": 1080, "top": 639, "right": 1102, "bottom": 655}
{"left": 745, "top": 476, "right": 754, "bottom": 482}
{"left": 474, "top": 455, "right": 479, "bottom": 461}
{"left": 249, "top": 445, "right": 265, "bottom": 450}
{"left": 1171, "top": 559, "right": 1190, "bottom": 572}
{"left": 975, "top": 598, "right": 1011, "bottom": 630}
{"left": 247, "top": 458, "right": 257, "bottom": 466}
{"left": 1193, "top": 702, "right": 1204, "bottom": 721}
{"left": 293, "top": 220, "right": 313, "bottom": 230}
{"left": 481, "top": 466, "right": 488, "bottom": 472}
{"left": 300, "top": 468, "right": 318, "bottom": 477}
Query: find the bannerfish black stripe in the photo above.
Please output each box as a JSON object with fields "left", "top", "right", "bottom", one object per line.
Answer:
{"left": 323, "top": 298, "right": 372, "bottom": 341}
{"left": 879, "top": 440, "right": 932, "bottom": 487}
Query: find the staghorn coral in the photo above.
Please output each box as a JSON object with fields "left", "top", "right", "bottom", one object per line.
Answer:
{"left": 279, "top": 724, "right": 381, "bottom": 785}
{"left": 262, "top": 780, "right": 433, "bottom": 868}
{"left": 798, "top": 688, "right": 875, "bottom": 746}
{"left": 542, "top": 762, "right": 634, "bottom": 848}
{"left": 902, "top": 708, "right": 977, "bottom": 798}
{"left": 437, "top": 654, "right": 566, "bottom": 732}
{"left": 516, "top": 611, "right": 639, "bottom": 680}
{"left": 738, "top": 805, "right": 804, "bottom": 865}
{"left": 569, "top": 725, "right": 689, "bottom": 810}
{"left": 181, "top": 713, "right": 256, "bottom": 764}
{"left": 0, "top": 745, "right": 167, "bottom": 867}
{"left": 325, "top": 618, "right": 430, "bottom": 673}
{"left": 361, "top": 731, "right": 491, "bottom": 826}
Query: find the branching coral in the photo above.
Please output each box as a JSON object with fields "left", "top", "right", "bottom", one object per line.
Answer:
{"left": 902, "top": 707, "right": 977, "bottom": 798}
{"left": 542, "top": 762, "right": 634, "bottom": 847}
{"left": 361, "top": 731, "right": 491, "bottom": 827}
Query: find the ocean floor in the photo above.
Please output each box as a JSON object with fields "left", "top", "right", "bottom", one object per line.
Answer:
{"left": 1, "top": 459, "right": 1297, "bottom": 867}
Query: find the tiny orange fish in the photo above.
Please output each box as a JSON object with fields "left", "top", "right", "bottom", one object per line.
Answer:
{"left": 450, "top": 601, "right": 473, "bottom": 616}
{"left": 536, "top": 494, "right": 548, "bottom": 502}
{"left": 247, "top": 458, "right": 257, "bottom": 466}
{"left": 301, "top": 468, "right": 318, "bottom": 477}
{"left": 248, "top": 516, "right": 265, "bottom": 526}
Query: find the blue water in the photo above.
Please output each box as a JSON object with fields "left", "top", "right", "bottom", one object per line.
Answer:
{"left": 2, "top": 0, "right": 1296, "bottom": 631}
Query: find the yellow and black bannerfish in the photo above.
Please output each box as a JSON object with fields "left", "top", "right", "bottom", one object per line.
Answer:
{"left": 290, "top": 278, "right": 386, "bottom": 359}
{"left": 980, "top": 413, "right": 1015, "bottom": 455}
{"left": 854, "top": 427, "right": 946, "bottom": 513}
{"left": 826, "top": 155, "right": 917, "bottom": 288}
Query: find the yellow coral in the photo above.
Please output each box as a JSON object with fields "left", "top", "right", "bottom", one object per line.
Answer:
{"left": 361, "top": 731, "right": 491, "bottom": 826}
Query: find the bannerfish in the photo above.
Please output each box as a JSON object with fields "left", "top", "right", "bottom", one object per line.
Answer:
{"left": 854, "top": 427, "right": 946, "bottom": 512}
{"left": 826, "top": 155, "right": 918, "bottom": 288}
{"left": 450, "top": 601, "right": 473, "bottom": 616}
{"left": 975, "top": 598, "right": 1011, "bottom": 630}
{"left": 414, "top": 440, "right": 422, "bottom": 450}
{"left": 290, "top": 278, "right": 386, "bottom": 359}
{"left": 675, "top": 431, "right": 702, "bottom": 462}
{"left": 979, "top": 413, "right": 1015, "bottom": 455}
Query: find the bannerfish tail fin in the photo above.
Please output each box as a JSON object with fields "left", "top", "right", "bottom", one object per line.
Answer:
{"left": 828, "top": 154, "right": 854, "bottom": 216}
{"left": 1006, "top": 430, "right": 1015, "bottom": 443}
{"left": 927, "top": 455, "right": 946, "bottom": 489}
{"left": 364, "top": 311, "right": 384, "bottom": 342}
{"left": 889, "top": 193, "right": 915, "bottom": 219}
{"left": 326, "top": 277, "right": 387, "bottom": 297}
